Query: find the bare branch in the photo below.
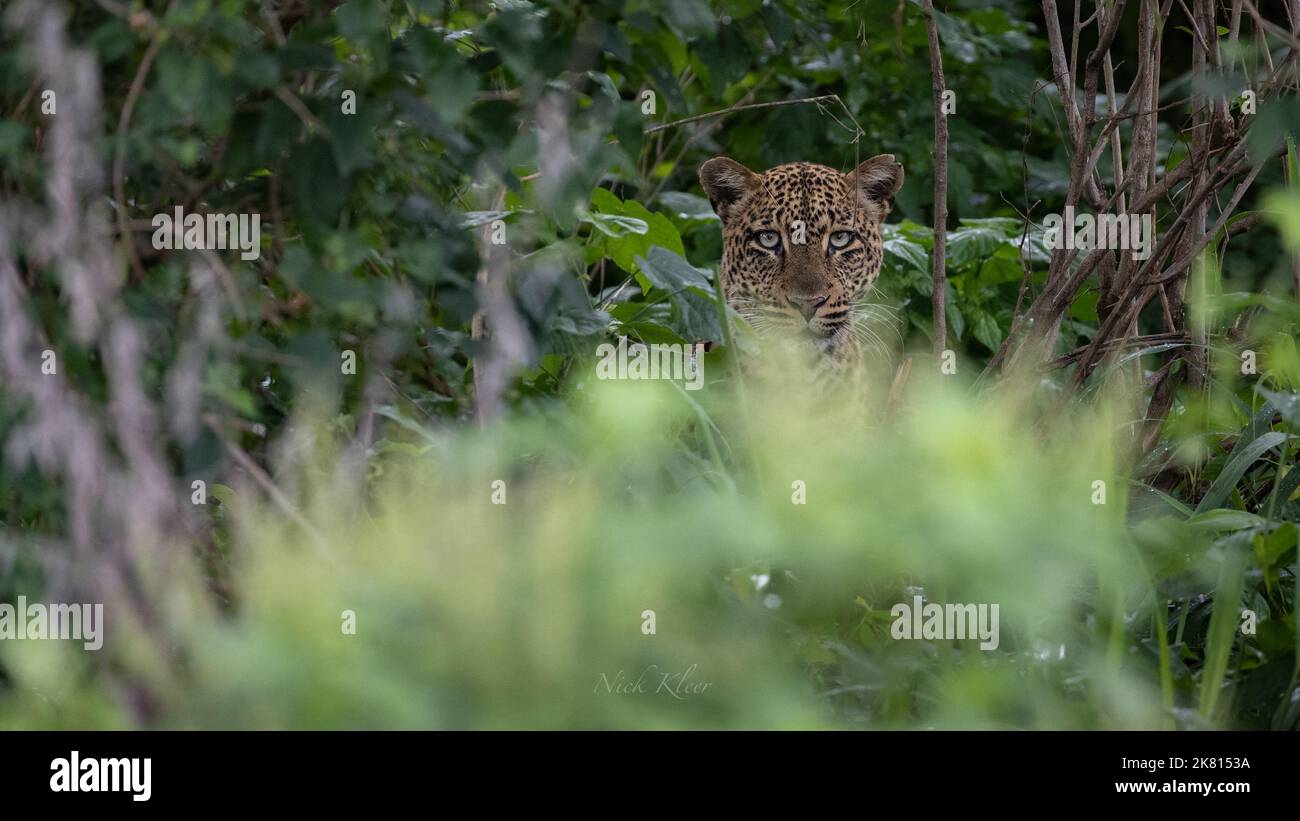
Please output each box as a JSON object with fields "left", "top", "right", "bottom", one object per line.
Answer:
{"left": 643, "top": 94, "right": 864, "bottom": 141}
{"left": 922, "top": 0, "right": 949, "bottom": 361}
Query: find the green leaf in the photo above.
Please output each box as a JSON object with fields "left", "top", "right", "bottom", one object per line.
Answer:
{"left": 663, "top": 0, "right": 717, "bottom": 38}
{"left": 673, "top": 288, "right": 724, "bottom": 341}
{"left": 883, "top": 224, "right": 929, "bottom": 275}
{"left": 337, "top": 0, "right": 386, "bottom": 42}
{"left": 208, "top": 483, "right": 238, "bottom": 507}
{"left": 1255, "top": 522, "right": 1298, "bottom": 569}
{"left": 624, "top": 201, "right": 685, "bottom": 256}
{"left": 1199, "top": 533, "right": 1250, "bottom": 719}
{"left": 928, "top": 6, "right": 980, "bottom": 63}
{"left": 589, "top": 187, "right": 623, "bottom": 213}
{"left": 584, "top": 212, "right": 650, "bottom": 238}
{"left": 657, "top": 191, "right": 718, "bottom": 222}
{"left": 1248, "top": 99, "right": 1300, "bottom": 165}
{"left": 588, "top": 189, "right": 685, "bottom": 275}
{"left": 945, "top": 290, "right": 965, "bottom": 340}
{"left": 1257, "top": 387, "right": 1300, "bottom": 427}
{"left": 971, "top": 310, "right": 1003, "bottom": 352}
{"left": 617, "top": 321, "right": 687, "bottom": 346}
{"left": 1185, "top": 509, "right": 1271, "bottom": 532}
{"left": 1196, "top": 432, "right": 1293, "bottom": 512}
{"left": 635, "top": 246, "right": 713, "bottom": 293}
{"left": 459, "top": 210, "right": 529, "bottom": 228}
{"left": 946, "top": 220, "right": 1013, "bottom": 268}
{"left": 634, "top": 248, "right": 721, "bottom": 340}
{"left": 1209, "top": 290, "right": 1300, "bottom": 323}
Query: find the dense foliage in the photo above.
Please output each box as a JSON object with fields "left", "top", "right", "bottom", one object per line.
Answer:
{"left": 0, "top": 0, "right": 1298, "bottom": 729}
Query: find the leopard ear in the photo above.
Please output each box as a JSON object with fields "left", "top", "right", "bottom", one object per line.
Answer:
{"left": 850, "top": 154, "right": 904, "bottom": 205}
{"left": 699, "top": 157, "right": 761, "bottom": 225}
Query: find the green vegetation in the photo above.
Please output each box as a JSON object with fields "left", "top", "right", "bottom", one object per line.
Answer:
{"left": 0, "top": 0, "right": 1297, "bottom": 729}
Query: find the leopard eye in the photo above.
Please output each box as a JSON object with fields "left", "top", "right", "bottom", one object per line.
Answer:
{"left": 757, "top": 230, "right": 781, "bottom": 250}
{"left": 830, "top": 230, "right": 855, "bottom": 250}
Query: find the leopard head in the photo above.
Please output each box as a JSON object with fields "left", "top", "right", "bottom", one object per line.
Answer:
{"left": 699, "top": 155, "right": 904, "bottom": 364}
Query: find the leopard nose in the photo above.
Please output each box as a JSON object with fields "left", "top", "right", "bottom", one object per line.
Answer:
{"left": 786, "top": 293, "right": 828, "bottom": 321}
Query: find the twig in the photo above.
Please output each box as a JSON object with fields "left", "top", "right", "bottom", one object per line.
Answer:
{"left": 922, "top": 0, "right": 949, "bottom": 361}
{"left": 113, "top": 26, "right": 167, "bottom": 283}
{"left": 274, "top": 85, "right": 326, "bottom": 135}
{"left": 1048, "top": 332, "right": 1191, "bottom": 369}
{"left": 643, "top": 94, "right": 864, "bottom": 141}
{"left": 203, "top": 413, "right": 333, "bottom": 557}
{"left": 644, "top": 71, "right": 773, "bottom": 202}
{"left": 1243, "top": 0, "right": 1300, "bottom": 51}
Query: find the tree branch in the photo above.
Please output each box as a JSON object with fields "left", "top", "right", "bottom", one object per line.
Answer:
{"left": 922, "top": 0, "right": 949, "bottom": 361}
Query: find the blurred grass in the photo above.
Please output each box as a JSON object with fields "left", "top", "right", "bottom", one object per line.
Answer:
{"left": 1, "top": 362, "right": 1188, "bottom": 729}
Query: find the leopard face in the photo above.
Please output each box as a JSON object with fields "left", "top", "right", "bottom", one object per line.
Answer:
{"left": 699, "top": 155, "right": 903, "bottom": 369}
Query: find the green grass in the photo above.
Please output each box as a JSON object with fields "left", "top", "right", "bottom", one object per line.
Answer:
{"left": 5, "top": 359, "right": 1294, "bottom": 730}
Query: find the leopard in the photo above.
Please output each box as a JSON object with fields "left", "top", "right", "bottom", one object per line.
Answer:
{"left": 698, "top": 154, "right": 904, "bottom": 379}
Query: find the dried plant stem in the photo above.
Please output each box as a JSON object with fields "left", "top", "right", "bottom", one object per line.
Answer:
{"left": 643, "top": 94, "right": 864, "bottom": 141}
{"left": 922, "top": 0, "right": 949, "bottom": 361}
{"left": 112, "top": 5, "right": 168, "bottom": 283}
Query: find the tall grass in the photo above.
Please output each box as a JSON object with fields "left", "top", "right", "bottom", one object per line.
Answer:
{"left": 2, "top": 360, "right": 1203, "bottom": 729}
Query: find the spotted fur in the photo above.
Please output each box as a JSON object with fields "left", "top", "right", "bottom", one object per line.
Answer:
{"left": 699, "top": 155, "right": 904, "bottom": 377}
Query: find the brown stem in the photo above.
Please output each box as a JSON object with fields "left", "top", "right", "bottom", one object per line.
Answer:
{"left": 113, "top": 26, "right": 166, "bottom": 283}
{"left": 922, "top": 0, "right": 949, "bottom": 360}
{"left": 643, "top": 94, "right": 864, "bottom": 141}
